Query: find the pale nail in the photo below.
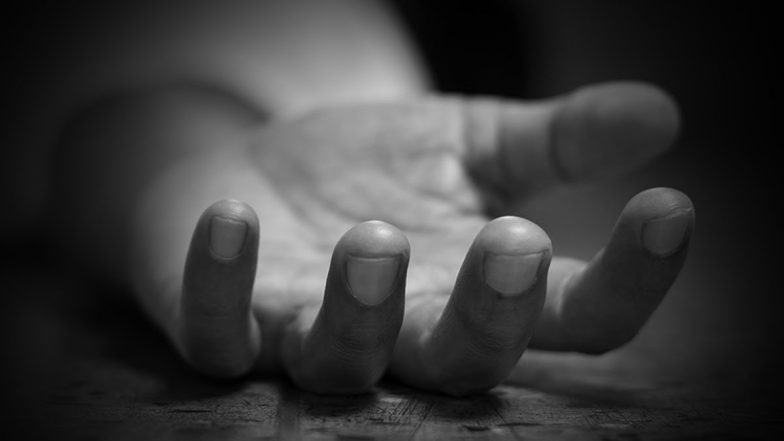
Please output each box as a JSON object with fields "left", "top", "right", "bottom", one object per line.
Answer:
{"left": 642, "top": 211, "right": 691, "bottom": 256}
{"left": 209, "top": 216, "right": 248, "bottom": 259}
{"left": 484, "top": 252, "right": 543, "bottom": 297}
{"left": 346, "top": 256, "right": 400, "bottom": 306}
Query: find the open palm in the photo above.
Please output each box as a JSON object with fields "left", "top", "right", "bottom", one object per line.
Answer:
{"left": 128, "top": 82, "right": 694, "bottom": 395}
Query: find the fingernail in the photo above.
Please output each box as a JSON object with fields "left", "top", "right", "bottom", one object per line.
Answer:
{"left": 346, "top": 256, "right": 400, "bottom": 306}
{"left": 642, "top": 210, "right": 691, "bottom": 256}
{"left": 484, "top": 252, "right": 543, "bottom": 297}
{"left": 209, "top": 216, "right": 248, "bottom": 259}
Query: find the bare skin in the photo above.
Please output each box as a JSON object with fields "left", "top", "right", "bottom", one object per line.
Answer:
{"left": 56, "top": 81, "right": 693, "bottom": 396}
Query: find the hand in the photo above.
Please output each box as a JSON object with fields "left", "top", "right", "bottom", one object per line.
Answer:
{"left": 125, "top": 81, "right": 693, "bottom": 396}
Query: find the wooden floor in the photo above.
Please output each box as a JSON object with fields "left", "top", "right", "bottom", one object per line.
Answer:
{"left": 3, "top": 277, "right": 782, "bottom": 441}
{"left": 41, "top": 365, "right": 782, "bottom": 441}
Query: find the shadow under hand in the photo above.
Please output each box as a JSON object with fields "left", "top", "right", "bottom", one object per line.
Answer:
{"left": 507, "top": 349, "right": 672, "bottom": 407}
{"left": 63, "top": 283, "right": 249, "bottom": 402}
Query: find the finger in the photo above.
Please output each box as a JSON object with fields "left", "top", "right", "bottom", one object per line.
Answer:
{"left": 391, "top": 216, "right": 551, "bottom": 396}
{"left": 530, "top": 187, "right": 695, "bottom": 354}
{"left": 460, "top": 81, "right": 680, "bottom": 198}
{"left": 281, "top": 221, "right": 409, "bottom": 394}
{"left": 178, "top": 199, "right": 262, "bottom": 378}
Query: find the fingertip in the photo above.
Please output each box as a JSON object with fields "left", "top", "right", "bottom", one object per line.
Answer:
{"left": 625, "top": 187, "right": 695, "bottom": 219}
{"left": 333, "top": 221, "right": 410, "bottom": 306}
{"left": 335, "top": 220, "right": 410, "bottom": 258}
{"left": 202, "top": 199, "right": 260, "bottom": 233}
{"left": 622, "top": 188, "right": 695, "bottom": 257}
{"left": 194, "top": 199, "right": 260, "bottom": 263}
{"left": 475, "top": 216, "right": 552, "bottom": 256}
{"left": 599, "top": 187, "right": 695, "bottom": 292}
{"left": 603, "top": 82, "right": 681, "bottom": 135}
{"left": 578, "top": 81, "right": 681, "bottom": 148}
{"left": 473, "top": 217, "right": 552, "bottom": 297}
{"left": 553, "top": 81, "right": 681, "bottom": 181}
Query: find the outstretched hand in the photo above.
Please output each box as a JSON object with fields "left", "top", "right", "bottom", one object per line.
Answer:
{"left": 127, "top": 81, "right": 693, "bottom": 395}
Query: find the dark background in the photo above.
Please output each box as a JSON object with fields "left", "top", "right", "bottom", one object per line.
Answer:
{"left": 1, "top": 0, "right": 780, "bottom": 436}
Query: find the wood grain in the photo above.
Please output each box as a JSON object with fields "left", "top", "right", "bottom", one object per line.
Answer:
{"left": 2, "top": 279, "right": 781, "bottom": 441}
